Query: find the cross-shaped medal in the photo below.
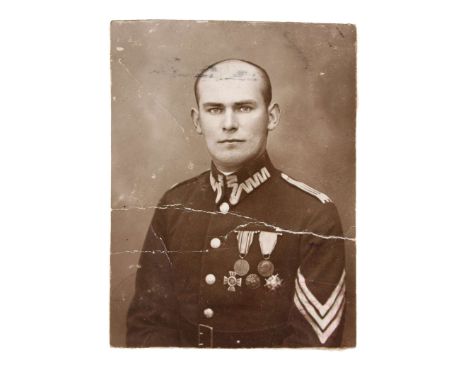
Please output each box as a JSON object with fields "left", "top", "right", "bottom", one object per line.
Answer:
{"left": 265, "top": 274, "right": 283, "bottom": 291}
{"left": 224, "top": 271, "right": 242, "bottom": 292}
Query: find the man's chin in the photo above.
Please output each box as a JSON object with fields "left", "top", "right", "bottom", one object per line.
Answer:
{"left": 210, "top": 149, "right": 266, "bottom": 172}
{"left": 212, "top": 155, "right": 249, "bottom": 173}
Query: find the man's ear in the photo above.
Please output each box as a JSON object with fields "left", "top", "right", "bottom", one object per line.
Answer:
{"left": 267, "top": 103, "right": 280, "bottom": 131}
{"left": 191, "top": 107, "right": 203, "bottom": 135}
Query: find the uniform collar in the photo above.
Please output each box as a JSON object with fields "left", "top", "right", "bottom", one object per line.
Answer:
{"left": 209, "top": 152, "right": 274, "bottom": 206}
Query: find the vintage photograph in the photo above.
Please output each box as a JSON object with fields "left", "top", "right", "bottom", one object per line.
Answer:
{"left": 110, "top": 20, "right": 356, "bottom": 348}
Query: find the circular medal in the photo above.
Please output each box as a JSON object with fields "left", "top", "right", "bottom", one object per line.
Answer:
{"left": 257, "top": 260, "right": 274, "bottom": 277}
{"left": 245, "top": 274, "right": 261, "bottom": 289}
{"left": 234, "top": 259, "right": 250, "bottom": 276}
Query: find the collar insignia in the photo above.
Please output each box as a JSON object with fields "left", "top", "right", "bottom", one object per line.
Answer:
{"left": 210, "top": 167, "right": 271, "bottom": 206}
{"left": 209, "top": 153, "right": 274, "bottom": 206}
{"left": 227, "top": 167, "right": 270, "bottom": 205}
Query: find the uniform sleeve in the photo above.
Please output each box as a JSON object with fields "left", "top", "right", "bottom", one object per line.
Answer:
{"left": 283, "top": 203, "right": 346, "bottom": 347}
{"left": 126, "top": 199, "right": 181, "bottom": 347}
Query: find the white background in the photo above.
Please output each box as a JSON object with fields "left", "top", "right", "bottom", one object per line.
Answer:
{"left": 1, "top": 1, "right": 467, "bottom": 381}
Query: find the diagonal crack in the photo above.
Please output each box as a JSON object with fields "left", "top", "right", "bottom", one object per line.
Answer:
{"left": 148, "top": 223, "right": 173, "bottom": 266}
{"left": 112, "top": 203, "right": 356, "bottom": 242}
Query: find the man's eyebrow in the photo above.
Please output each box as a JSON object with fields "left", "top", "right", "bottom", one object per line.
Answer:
{"left": 202, "top": 102, "right": 224, "bottom": 108}
{"left": 201, "top": 100, "right": 258, "bottom": 108}
{"left": 234, "top": 100, "right": 257, "bottom": 106}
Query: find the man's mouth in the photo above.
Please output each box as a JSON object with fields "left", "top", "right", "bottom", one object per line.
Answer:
{"left": 218, "top": 139, "right": 245, "bottom": 143}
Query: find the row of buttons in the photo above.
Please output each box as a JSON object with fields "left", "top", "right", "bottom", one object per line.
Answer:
{"left": 206, "top": 233, "right": 219, "bottom": 314}
{"left": 203, "top": 203, "right": 229, "bottom": 321}
{"left": 210, "top": 201, "right": 230, "bottom": 249}
{"left": 210, "top": 200, "right": 233, "bottom": 247}
{"left": 203, "top": 273, "right": 215, "bottom": 317}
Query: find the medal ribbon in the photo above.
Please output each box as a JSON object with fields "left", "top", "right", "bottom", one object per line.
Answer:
{"left": 259, "top": 231, "right": 279, "bottom": 259}
{"left": 237, "top": 231, "right": 255, "bottom": 257}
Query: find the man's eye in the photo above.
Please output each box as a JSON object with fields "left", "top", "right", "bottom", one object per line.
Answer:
{"left": 208, "top": 108, "right": 223, "bottom": 114}
{"left": 238, "top": 106, "right": 252, "bottom": 113}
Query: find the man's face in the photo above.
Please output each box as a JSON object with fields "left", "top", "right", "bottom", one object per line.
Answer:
{"left": 192, "top": 62, "right": 280, "bottom": 173}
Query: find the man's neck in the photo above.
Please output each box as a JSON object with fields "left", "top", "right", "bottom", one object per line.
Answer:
{"left": 219, "top": 170, "right": 235, "bottom": 176}
{"left": 213, "top": 151, "right": 268, "bottom": 175}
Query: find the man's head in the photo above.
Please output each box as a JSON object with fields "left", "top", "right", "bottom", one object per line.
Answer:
{"left": 191, "top": 59, "right": 280, "bottom": 173}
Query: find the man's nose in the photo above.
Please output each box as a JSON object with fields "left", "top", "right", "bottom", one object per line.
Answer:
{"left": 222, "top": 109, "right": 238, "bottom": 132}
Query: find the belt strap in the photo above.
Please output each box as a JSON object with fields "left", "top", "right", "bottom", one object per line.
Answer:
{"left": 180, "top": 319, "right": 289, "bottom": 348}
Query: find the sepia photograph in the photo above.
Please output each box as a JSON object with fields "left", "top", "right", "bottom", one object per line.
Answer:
{"left": 110, "top": 19, "right": 356, "bottom": 348}
{"left": 4, "top": 1, "right": 468, "bottom": 381}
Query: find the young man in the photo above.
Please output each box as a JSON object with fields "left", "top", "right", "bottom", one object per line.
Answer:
{"left": 126, "top": 59, "right": 346, "bottom": 348}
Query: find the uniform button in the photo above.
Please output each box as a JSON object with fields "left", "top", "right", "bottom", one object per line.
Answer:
{"left": 203, "top": 308, "right": 214, "bottom": 318}
{"left": 205, "top": 274, "right": 216, "bottom": 285}
{"left": 210, "top": 237, "right": 221, "bottom": 248}
{"left": 219, "top": 202, "right": 230, "bottom": 214}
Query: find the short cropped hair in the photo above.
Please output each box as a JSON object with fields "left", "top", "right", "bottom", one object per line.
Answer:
{"left": 194, "top": 59, "right": 272, "bottom": 106}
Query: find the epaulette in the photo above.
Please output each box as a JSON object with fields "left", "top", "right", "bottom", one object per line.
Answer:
{"left": 281, "top": 173, "right": 332, "bottom": 204}
{"left": 169, "top": 171, "right": 209, "bottom": 191}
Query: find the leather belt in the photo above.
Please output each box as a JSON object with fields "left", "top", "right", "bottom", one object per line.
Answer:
{"left": 181, "top": 319, "right": 290, "bottom": 348}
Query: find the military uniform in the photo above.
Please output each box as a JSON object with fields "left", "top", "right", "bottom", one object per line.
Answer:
{"left": 127, "top": 153, "right": 346, "bottom": 348}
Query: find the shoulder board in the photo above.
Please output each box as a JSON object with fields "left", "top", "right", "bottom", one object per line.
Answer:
{"left": 169, "top": 171, "right": 209, "bottom": 191}
{"left": 281, "top": 173, "right": 332, "bottom": 204}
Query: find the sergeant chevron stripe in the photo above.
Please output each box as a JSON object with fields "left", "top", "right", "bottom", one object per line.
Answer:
{"left": 296, "top": 269, "right": 345, "bottom": 316}
{"left": 281, "top": 173, "right": 332, "bottom": 204}
{"left": 294, "top": 293, "right": 345, "bottom": 344}
{"left": 295, "top": 279, "right": 345, "bottom": 330}
{"left": 294, "top": 269, "right": 346, "bottom": 344}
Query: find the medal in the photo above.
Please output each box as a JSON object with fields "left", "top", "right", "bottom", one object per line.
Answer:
{"left": 224, "top": 271, "right": 242, "bottom": 292}
{"left": 245, "top": 274, "right": 261, "bottom": 289}
{"left": 258, "top": 231, "right": 281, "bottom": 278}
{"left": 234, "top": 231, "right": 255, "bottom": 277}
{"left": 234, "top": 259, "right": 250, "bottom": 276}
{"left": 265, "top": 274, "right": 283, "bottom": 291}
{"left": 257, "top": 259, "right": 274, "bottom": 277}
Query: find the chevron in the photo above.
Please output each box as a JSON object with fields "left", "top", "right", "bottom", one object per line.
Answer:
{"left": 294, "top": 293, "right": 345, "bottom": 344}
{"left": 296, "top": 268, "right": 345, "bottom": 317}
{"left": 295, "top": 279, "right": 345, "bottom": 330}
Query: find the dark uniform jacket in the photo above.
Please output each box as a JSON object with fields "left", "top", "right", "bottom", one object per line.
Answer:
{"left": 127, "top": 153, "right": 346, "bottom": 348}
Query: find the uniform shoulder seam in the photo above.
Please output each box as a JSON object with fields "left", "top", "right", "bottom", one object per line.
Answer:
{"left": 169, "top": 170, "right": 209, "bottom": 191}
{"left": 280, "top": 173, "right": 333, "bottom": 204}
